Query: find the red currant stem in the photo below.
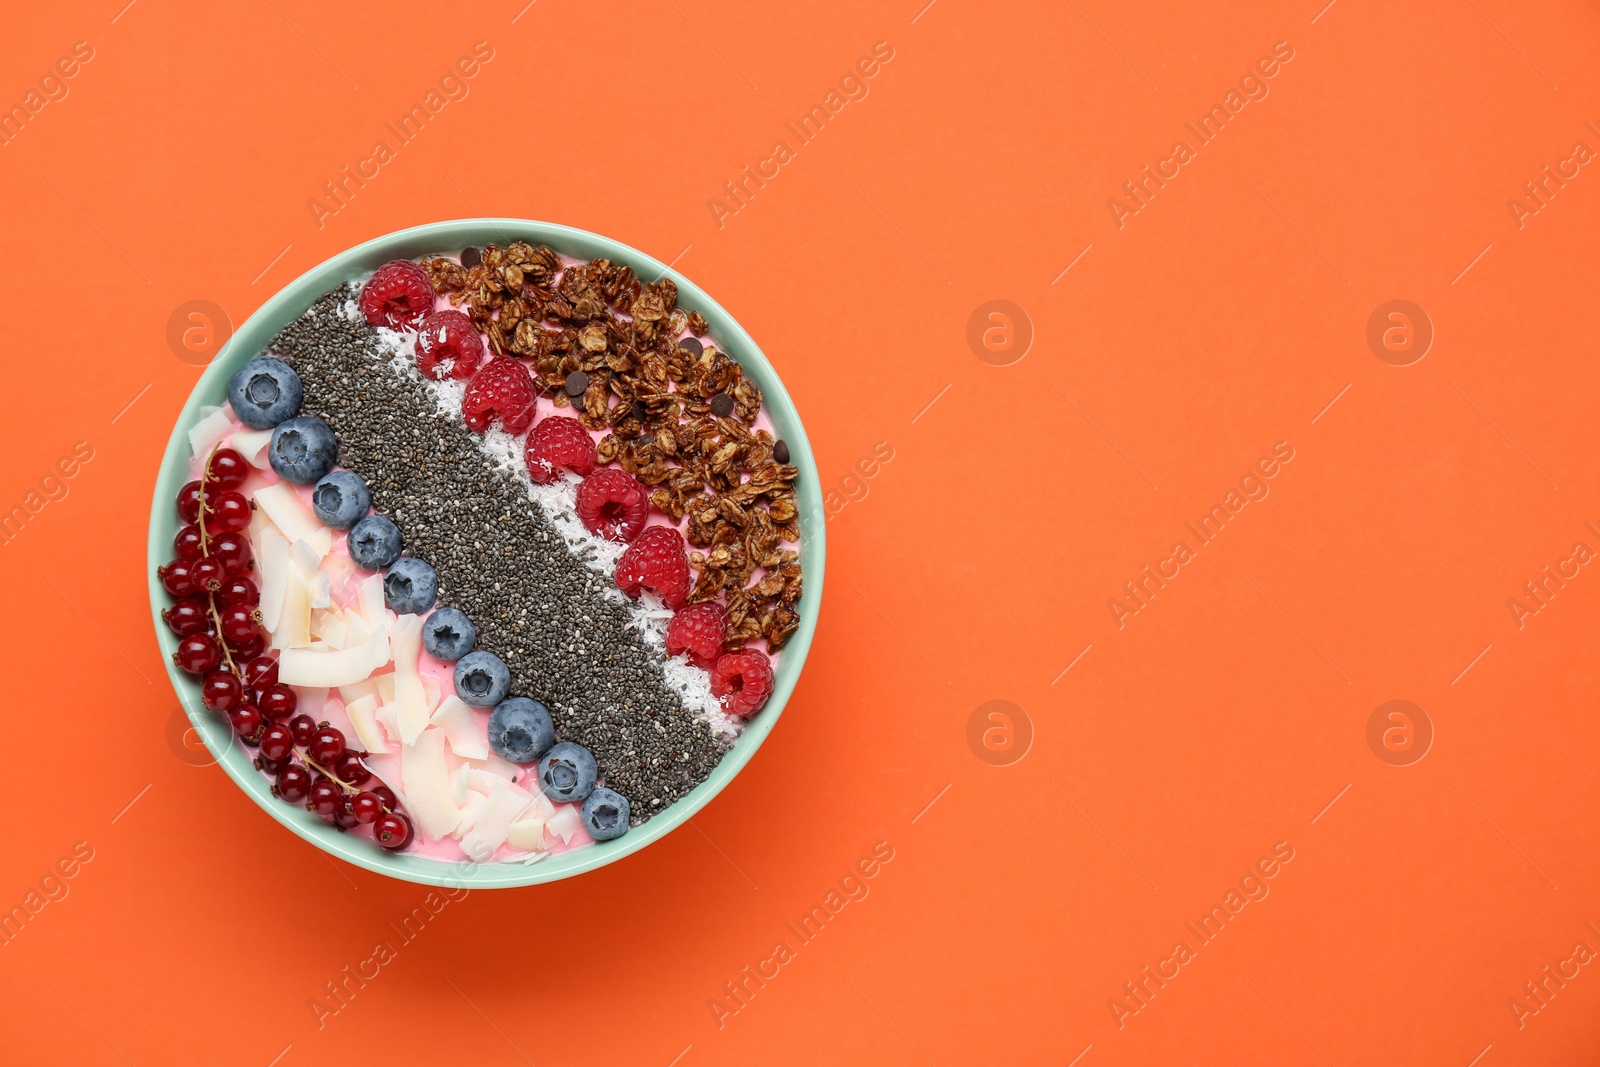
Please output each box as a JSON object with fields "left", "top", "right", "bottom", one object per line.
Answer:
{"left": 294, "top": 748, "right": 385, "bottom": 809}
{"left": 197, "top": 443, "right": 217, "bottom": 545}
{"left": 206, "top": 602, "right": 240, "bottom": 677}
{"left": 191, "top": 446, "right": 395, "bottom": 822}
{"left": 196, "top": 444, "right": 240, "bottom": 678}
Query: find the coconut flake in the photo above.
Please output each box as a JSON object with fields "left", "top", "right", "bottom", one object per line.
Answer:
{"left": 547, "top": 804, "right": 582, "bottom": 844}
{"left": 356, "top": 573, "right": 387, "bottom": 629}
{"left": 373, "top": 703, "right": 401, "bottom": 745}
{"left": 431, "top": 695, "right": 488, "bottom": 760}
{"left": 338, "top": 678, "right": 377, "bottom": 706}
{"left": 469, "top": 768, "right": 526, "bottom": 796}
{"left": 253, "top": 483, "right": 332, "bottom": 556}
{"left": 465, "top": 751, "right": 522, "bottom": 782}
{"left": 289, "top": 537, "right": 325, "bottom": 577}
{"left": 388, "top": 615, "right": 431, "bottom": 744}
{"left": 452, "top": 790, "right": 487, "bottom": 838}
{"left": 272, "top": 567, "right": 313, "bottom": 649}
{"left": 257, "top": 527, "right": 291, "bottom": 633}
{"left": 346, "top": 694, "right": 390, "bottom": 754}
{"left": 400, "top": 728, "right": 460, "bottom": 842}
{"left": 460, "top": 781, "right": 526, "bottom": 861}
{"left": 188, "top": 406, "right": 234, "bottom": 460}
{"left": 310, "top": 609, "right": 348, "bottom": 650}
{"left": 343, "top": 611, "right": 374, "bottom": 648}
{"left": 278, "top": 623, "right": 388, "bottom": 688}
{"left": 232, "top": 428, "right": 274, "bottom": 468}
{"left": 506, "top": 813, "right": 547, "bottom": 853}
{"left": 522, "top": 789, "right": 555, "bottom": 821}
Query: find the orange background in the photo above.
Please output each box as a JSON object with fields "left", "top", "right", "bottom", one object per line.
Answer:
{"left": 4, "top": 0, "right": 1600, "bottom": 1063}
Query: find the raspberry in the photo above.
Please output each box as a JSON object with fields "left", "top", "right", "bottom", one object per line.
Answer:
{"left": 359, "top": 260, "right": 435, "bottom": 330}
{"left": 576, "top": 468, "right": 649, "bottom": 542}
{"left": 666, "top": 602, "right": 728, "bottom": 668}
{"left": 711, "top": 649, "right": 774, "bottom": 718}
{"left": 416, "top": 309, "right": 484, "bottom": 380}
{"left": 525, "top": 416, "right": 597, "bottom": 485}
{"left": 462, "top": 358, "right": 536, "bottom": 434}
{"left": 614, "top": 525, "right": 691, "bottom": 607}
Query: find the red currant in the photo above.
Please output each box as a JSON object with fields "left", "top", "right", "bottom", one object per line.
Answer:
{"left": 229, "top": 703, "right": 265, "bottom": 743}
{"left": 173, "top": 524, "right": 204, "bottom": 561}
{"left": 335, "top": 793, "right": 366, "bottom": 829}
{"left": 217, "top": 578, "right": 260, "bottom": 607}
{"left": 227, "top": 633, "right": 265, "bottom": 661}
{"left": 209, "top": 491, "right": 252, "bottom": 533}
{"left": 309, "top": 726, "right": 347, "bottom": 766}
{"left": 258, "top": 722, "right": 295, "bottom": 762}
{"left": 190, "top": 556, "right": 225, "bottom": 593}
{"left": 275, "top": 764, "right": 312, "bottom": 803}
{"left": 256, "top": 754, "right": 290, "bottom": 775}
{"left": 334, "top": 751, "right": 370, "bottom": 786}
{"left": 159, "top": 559, "right": 196, "bottom": 597}
{"left": 177, "top": 480, "right": 206, "bottom": 523}
{"left": 162, "top": 597, "right": 210, "bottom": 637}
{"left": 259, "top": 684, "right": 297, "bottom": 721}
{"left": 204, "top": 448, "right": 249, "bottom": 491}
{"left": 210, "top": 533, "right": 253, "bottom": 576}
{"left": 374, "top": 811, "right": 414, "bottom": 850}
{"left": 350, "top": 791, "right": 384, "bottom": 824}
{"left": 370, "top": 785, "right": 399, "bottom": 812}
{"left": 173, "top": 634, "right": 222, "bottom": 675}
{"left": 242, "top": 655, "right": 278, "bottom": 691}
{"left": 200, "top": 670, "right": 244, "bottom": 711}
{"left": 309, "top": 777, "right": 343, "bottom": 817}
{"left": 218, "top": 605, "right": 259, "bottom": 645}
{"left": 289, "top": 714, "right": 318, "bottom": 746}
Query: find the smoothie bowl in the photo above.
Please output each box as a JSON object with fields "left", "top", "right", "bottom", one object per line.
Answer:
{"left": 147, "top": 220, "right": 823, "bottom": 888}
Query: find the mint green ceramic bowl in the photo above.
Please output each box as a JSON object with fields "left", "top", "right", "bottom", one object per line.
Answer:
{"left": 147, "top": 220, "right": 824, "bottom": 888}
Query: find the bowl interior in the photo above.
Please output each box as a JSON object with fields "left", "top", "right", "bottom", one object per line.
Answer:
{"left": 148, "top": 219, "right": 825, "bottom": 888}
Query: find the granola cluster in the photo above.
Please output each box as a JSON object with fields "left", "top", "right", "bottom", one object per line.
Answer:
{"left": 423, "top": 243, "right": 803, "bottom": 651}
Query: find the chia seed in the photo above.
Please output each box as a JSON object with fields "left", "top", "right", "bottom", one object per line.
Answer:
{"left": 270, "top": 286, "right": 726, "bottom": 825}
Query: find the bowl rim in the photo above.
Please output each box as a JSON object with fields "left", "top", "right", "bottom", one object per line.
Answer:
{"left": 147, "top": 219, "right": 825, "bottom": 889}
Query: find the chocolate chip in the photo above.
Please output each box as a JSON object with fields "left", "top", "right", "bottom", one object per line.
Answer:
{"left": 677, "top": 336, "right": 703, "bottom": 357}
{"left": 631, "top": 399, "right": 648, "bottom": 421}
{"left": 565, "top": 371, "right": 589, "bottom": 397}
{"left": 637, "top": 434, "right": 655, "bottom": 447}
{"left": 709, "top": 393, "right": 735, "bottom": 417}
{"left": 460, "top": 247, "right": 482, "bottom": 268}
{"left": 772, "top": 439, "right": 790, "bottom": 464}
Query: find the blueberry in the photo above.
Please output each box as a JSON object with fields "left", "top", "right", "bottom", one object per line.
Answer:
{"left": 487, "top": 697, "right": 555, "bottom": 764}
{"left": 454, "top": 650, "right": 510, "bottom": 708}
{"left": 269, "top": 416, "right": 338, "bottom": 485}
{"left": 580, "top": 787, "right": 630, "bottom": 841}
{"left": 537, "top": 741, "right": 597, "bottom": 803}
{"left": 421, "top": 607, "right": 475, "bottom": 660}
{"left": 384, "top": 557, "right": 438, "bottom": 614}
{"left": 311, "top": 470, "right": 370, "bottom": 529}
{"left": 227, "top": 357, "right": 303, "bottom": 429}
{"left": 347, "top": 515, "right": 402, "bottom": 570}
